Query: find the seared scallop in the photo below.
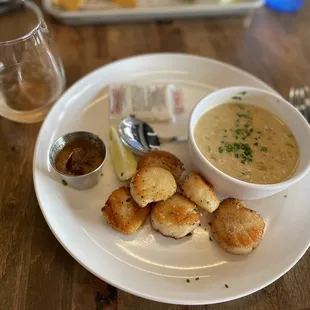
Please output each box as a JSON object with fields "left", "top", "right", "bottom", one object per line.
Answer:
{"left": 180, "top": 172, "right": 220, "bottom": 213}
{"left": 151, "top": 193, "right": 201, "bottom": 239}
{"left": 130, "top": 166, "right": 177, "bottom": 208}
{"left": 211, "top": 198, "right": 265, "bottom": 255}
{"left": 102, "top": 187, "right": 151, "bottom": 235}
{"left": 138, "top": 150, "right": 184, "bottom": 182}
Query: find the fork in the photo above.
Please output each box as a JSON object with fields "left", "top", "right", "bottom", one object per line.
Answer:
{"left": 0, "top": 0, "right": 24, "bottom": 15}
{"left": 289, "top": 86, "right": 310, "bottom": 122}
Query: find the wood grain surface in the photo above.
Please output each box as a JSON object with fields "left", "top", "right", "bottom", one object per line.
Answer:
{"left": 0, "top": 1, "right": 309, "bottom": 309}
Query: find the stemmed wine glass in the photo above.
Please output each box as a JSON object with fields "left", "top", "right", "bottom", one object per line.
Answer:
{"left": 0, "top": 0, "right": 65, "bottom": 123}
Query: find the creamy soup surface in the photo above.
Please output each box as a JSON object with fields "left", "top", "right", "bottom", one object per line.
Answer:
{"left": 194, "top": 103, "right": 299, "bottom": 184}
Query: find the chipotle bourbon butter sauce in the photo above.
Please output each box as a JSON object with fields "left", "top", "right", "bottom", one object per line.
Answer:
{"left": 55, "top": 139, "right": 104, "bottom": 176}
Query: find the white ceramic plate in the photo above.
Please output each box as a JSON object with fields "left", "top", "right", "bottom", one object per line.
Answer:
{"left": 33, "top": 54, "right": 310, "bottom": 305}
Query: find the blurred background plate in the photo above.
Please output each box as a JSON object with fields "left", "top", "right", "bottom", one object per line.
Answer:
{"left": 43, "top": 0, "right": 264, "bottom": 25}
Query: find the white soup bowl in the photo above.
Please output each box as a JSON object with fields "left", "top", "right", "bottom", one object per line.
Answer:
{"left": 189, "top": 86, "right": 310, "bottom": 200}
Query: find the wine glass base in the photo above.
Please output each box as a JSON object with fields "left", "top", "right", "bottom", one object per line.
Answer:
{"left": 0, "top": 103, "right": 54, "bottom": 124}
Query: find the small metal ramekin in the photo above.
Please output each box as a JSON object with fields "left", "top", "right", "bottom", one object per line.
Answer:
{"left": 49, "top": 131, "right": 106, "bottom": 190}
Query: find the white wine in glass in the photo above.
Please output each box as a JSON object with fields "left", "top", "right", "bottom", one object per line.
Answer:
{"left": 0, "top": 1, "right": 65, "bottom": 123}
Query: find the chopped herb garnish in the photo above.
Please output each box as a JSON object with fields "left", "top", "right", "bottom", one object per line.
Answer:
{"left": 121, "top": 172, "right": 124, "bottom": 176}
{"left": 209, "top": 237, "right": 213, "bottom": 241}
{"left": 235, "top": 127, "right": 253, "bottom": 140}
{"left": 225, "top": 284, "right": 229, "bottom": 288}
{"left": 170, "top": 211, "right": 174, "bottom": 215}
{"left": 186, "top": 279, "right": 190, "bottom": 283}
{"left": 196, "top": 277, "right": 200, "bottom": 281}
{"left": 257, "top": 131, "right": 262, "bottom": 134}
{"left": 217, "top": 111, "right": 256, "bottom": 164}
{"left": 232, "top": 96, "right": 242, "bottom": 100}
{"left": 240, "top": 91, "right": 247, "bottom": 95}
{"left": 261, "top": 147, "right": 267, "bottom": 152}
{"left": 219, "top": 141, "right": 253, "bottom": 164}
{"left": 226, "top": 144, "right": 233, "bottom": 152}
{"left": 62, "top": 179, "right": 68, "bottom": 186}
{"left": 232, "top": 142, "right": 240, "bottom": 149}
{"left": 237, "top": 113, "right": 251, "bottom": 119}
{"left": 254, "top": 142, "right": 258, "bottom": 146}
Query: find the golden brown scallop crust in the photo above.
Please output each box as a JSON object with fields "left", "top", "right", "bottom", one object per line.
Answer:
{"left": 130, "top": 166, "right": 177, "bottom": 208}
{"left": 211, "top": 198, "right": 265, "bottom": 255}
{"left": 152, "top": 193, "right": 200, "bottom": 226}
{"left": 138, "top": 150, "right": 184, "bottom": 182}
{"left": 180, "top": 172, "right": 220, "bottom": 213}
{"left": 151, "top": 193, "right": 201, "bottom": 239}
{"left": 102, "top": 187, "right": 151, "bottom": 235}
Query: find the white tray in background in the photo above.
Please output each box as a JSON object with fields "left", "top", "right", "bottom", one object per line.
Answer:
{"left": 43, "top": 0, "right": 265, "bottom": 25}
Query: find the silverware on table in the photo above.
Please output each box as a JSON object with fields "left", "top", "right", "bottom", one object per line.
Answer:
{"left": 118, "top": 115, "right": 188, "bottom": 156}
{"left": 289, "top": 86, "right": 310, "bottom": 122}
{"left": 0, "top": 0, "right": 24, "bottom": 15}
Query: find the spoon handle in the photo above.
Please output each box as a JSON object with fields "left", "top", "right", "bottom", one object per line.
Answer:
{"left": 159, "top": 136, "right": 188, "bottom": 144}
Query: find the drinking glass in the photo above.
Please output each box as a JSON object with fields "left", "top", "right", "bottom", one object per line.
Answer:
{"left": 0, "top": 1, "right": 65, "bottom": 123}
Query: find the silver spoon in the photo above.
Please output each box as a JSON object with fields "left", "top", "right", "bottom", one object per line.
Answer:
{"left": 118, "top": 115, "right": 187, "bottom": 156}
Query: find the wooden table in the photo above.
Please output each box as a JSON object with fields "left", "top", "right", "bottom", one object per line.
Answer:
{"left": 1, "top": 2, "right": 310, "bottom": 309}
